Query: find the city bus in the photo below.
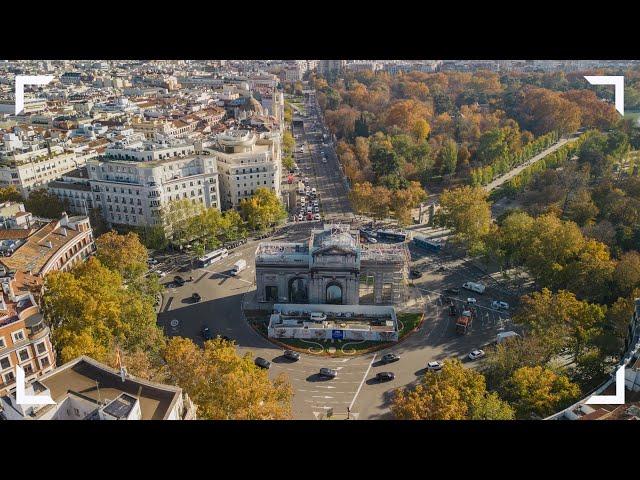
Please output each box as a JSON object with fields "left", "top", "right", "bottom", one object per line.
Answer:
{"left": 413, "top": 234, "right": 442, "bottom": 252}
{"left": 375, "top": 229, "right": 407, "bottom": 243}
{"left": 196, "top": 248, "right": 228, "bottom": 268}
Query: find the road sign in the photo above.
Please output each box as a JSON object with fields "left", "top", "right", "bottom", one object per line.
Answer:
{"left": 332, "top": 330, "right": 344, "bottom": 340}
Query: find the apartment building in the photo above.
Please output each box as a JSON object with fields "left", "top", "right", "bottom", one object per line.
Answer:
{"left": 0, "top": 212, "right": 95, "bottom": 277}
{"left": 205, "top": 129, "right": 281, "bottom": 210}
{"left": 87, "top": 149, "right": 220, "bottom": 228}
{"left": 1, "top": 355, "right": 197, "bottom": 420}
{"left": 0, "top": 150, "right": 97, "bottom": 197}
{"left": 47, "top": 167, "right": 93, "bottom": 215}
{"left": 0, "top": 275, "right": 55, "bottom": 396}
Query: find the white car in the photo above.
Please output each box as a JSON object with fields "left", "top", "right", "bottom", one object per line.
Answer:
{"left": 426, "top": 361, "right": 442, "bottom": 372}
{"left": 156, "top": 270, "right": 167, "bottom": 278}
{"left": 322, "top": 158, "right": 327, "bottom": 163}
{"left": 297, "top": 214, "right": 303, "bottom": 221}
{"left": 467, "top": 297, "right": 477, "bottom": 305}
{"left": 468, "top": 349, "right": 486, "bottom": 361}
{"left": 314, "top": 213, "right": 321, "bottom": 220}
{"left": 310, "top": 312, "right": 327, "bottom": 321}
{"left": 314, "top": 207, "right": 320, "bottom": 213}
{"left": 304, "top": 177, "right": 309, "bottom": 184}
{"left": 491, "top": 301, "right": 510, "bottom": 310}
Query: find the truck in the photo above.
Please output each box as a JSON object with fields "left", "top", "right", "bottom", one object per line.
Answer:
{"left": 462, "top": 281, "right": 486, "bottom": 294}
{"left": 231, "top": 259, "right": 247, "bottom": 275}
{"left": 297, "top": 181, "right": 305, "bottom": 195}
{"left": 455, "top": 313, "right": 472, "bottom": 335}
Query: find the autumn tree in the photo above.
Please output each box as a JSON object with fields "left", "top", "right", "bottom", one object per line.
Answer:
{"left": 514, "top": 288, "right": 607, "bottom": 363}
{"left": 0, "top": 185, "right": 23, "bottom": 202}
{"left": 42, "top": 257, "right": 165, "bottom": 368}
{"left": 613, "top": 251, "right": 640, "bottom": 298}
{"left": 506, "top": 366, "right": 580, "bottom": 419}
{"left": 240, "top": 187, "right": 287, "bottom": 231}
{"left": 163, "top": 337, "right": 293, "bottom": 420}
{"left": 437, "top": 185, "right": 491, "bottom": 254}
{"left": 392, "top": 359, "right": 514, "bottom": 420}
{"left": 95, "top": 231, "right": 148, "bottom": 280}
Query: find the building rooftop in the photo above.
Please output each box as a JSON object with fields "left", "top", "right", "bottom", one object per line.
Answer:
{"left": 0, "top": 216, "right": 88, "bottom": 275}
{"left": 37, "top": 356, "right": 182, "bottom": 420}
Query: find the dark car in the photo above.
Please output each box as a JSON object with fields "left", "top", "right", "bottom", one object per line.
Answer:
{"left": 255, "top": 357, "right": 271, "bottom": 369}
{"left": 444, "top": 288, "right": 460, "bottom": 296}
{"left": 319, "top": 367, "right": 338, "bottom": 378}
{"left": 201, "top": 326, "right": 212, "bottom": 340}
{"left": 283, "top": 350, "right": 301, "bottom": 361}
{"left": 376, "top": 372, "right": 395, "bottom": 382}
{"left": 192, "top": 292, "right": 202, "bottom": 302}
{"left": 382, "top": 353, "right": 400, "bottom": 364}
{"left": 217, "top": 335, "right": 232, "bottom": 342}
{"left": 449, "top": 304, "right": 458, "bottom": 317}
{"left": 410, "top": 269, "right": 422, "bottom": 279}
{"left": 174, "top": 276, "right": 185, "bottom": 286}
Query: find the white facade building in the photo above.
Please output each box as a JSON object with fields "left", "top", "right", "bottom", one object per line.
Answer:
{"left": 87, "top": 150, "right": 220, "bottom": 228}
{"left": 205, "top": 130, "right": 281, "bottom": 210}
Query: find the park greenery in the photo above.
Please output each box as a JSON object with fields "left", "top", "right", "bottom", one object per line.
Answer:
{"left": 314, "top": 69, "right": 623, "bottom": 226}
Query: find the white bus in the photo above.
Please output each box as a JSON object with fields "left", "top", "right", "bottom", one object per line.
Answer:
{"left": 197, "top": 248, "right": 228, "bottom": 268}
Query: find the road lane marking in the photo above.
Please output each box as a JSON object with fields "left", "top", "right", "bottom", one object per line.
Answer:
{"left": 349, "top": 354, "right": 376, "bottom": 411}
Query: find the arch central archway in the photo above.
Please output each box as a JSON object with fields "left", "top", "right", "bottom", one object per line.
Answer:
{"left": 326, "top": 282, "right": 343, "bottom": 305}
{"left": 288, "top": 277, "right": 308, "bottom": 303}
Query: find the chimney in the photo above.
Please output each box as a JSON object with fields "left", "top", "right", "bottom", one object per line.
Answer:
{"left": 60, "top": 211, "right": 69, "bottom": 227}
{"left": 60, "top": 227, "right": 67, "bottom": 237}
{"left": 46, "top": 241, "right": 53, "bottom": 249}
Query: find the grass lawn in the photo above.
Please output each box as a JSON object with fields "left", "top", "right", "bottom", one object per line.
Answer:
{"left": 397, "top": 312, "right": 423, "bottom": 337}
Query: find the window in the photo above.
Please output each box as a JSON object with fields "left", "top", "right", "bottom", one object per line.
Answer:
{"left": 0, "top": 356, "right": 10, "bottom": 370}
{"left": 4, "top": 371, "right": 15, "bottom": 384}
{"left": 23, "top": 363, "right": 33, "bottom": 375}
{"left": 40, "top": 356, "right": 50, "bottom": 369}
{"left": 12, "top": 330, "right": 25, "bottom": 343}
{"left": 36, "top": 341, "right": 47, "bottom": 355}
{"left": 0, "top": 336, "right": 5, "bottom": 349}
{"left": 18, "top": 349, "right": 29, "bottom": 362}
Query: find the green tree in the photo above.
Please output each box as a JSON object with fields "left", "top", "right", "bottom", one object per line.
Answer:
{"left": 439, "top": 138, "right": 458, "bottom": 175}
{"left": 25, "top": 188, "right": 65, "bottom": 218}
{"left": 437, "top": 185, "right": 491, "bottom": 254}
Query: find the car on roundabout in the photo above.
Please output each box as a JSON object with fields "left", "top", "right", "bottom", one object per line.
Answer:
{"left": 381, "top": 353, "right": 400, "bottom": 364}
{"left": 426, "top": 361, "right": 442, "bottom": 372}
{"left": 283, "top": 350, "right": 301, "bottom": 361}
{"left": 376, "top": 372, "right": 395, "bottom": 382}
{"left": 319, "top": 367, "right": 337, "bottom": 378}
{"left": 468, "top": 349, "right": 486, "bottom": 361}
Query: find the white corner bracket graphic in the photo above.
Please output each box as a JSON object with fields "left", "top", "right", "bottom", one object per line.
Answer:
{"left": 584, "top": 75, "right": 624, "bottom": 116}
{"left": 14, "top": 75, "right": 54, "bottom": 115}
{"left": 585, "top": 365, "right": 626, "bottom": 405}
{"left": 15, "top": 364, "right": 56, "bottom": 406}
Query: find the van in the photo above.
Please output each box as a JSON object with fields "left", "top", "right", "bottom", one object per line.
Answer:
{"left": 231, "top": 259, "right": 247, "bottom": 275}
{"left": 496, "top": 331, "right": 521, "bottom": 344}
{"left": 462, "top": 281, "right": 486, "bottom": 294}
